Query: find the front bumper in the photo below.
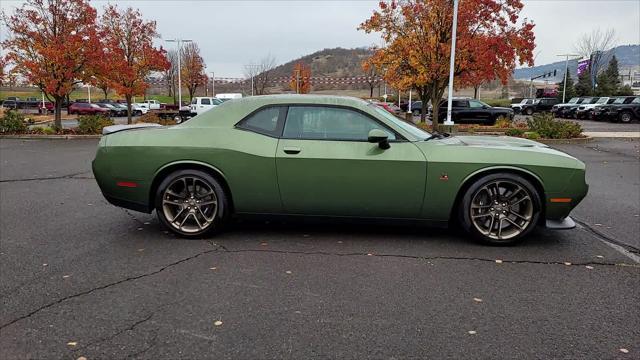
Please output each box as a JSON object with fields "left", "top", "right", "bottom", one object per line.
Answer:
{"left": 546, "top": 216, "right": 576, "bottom": 230}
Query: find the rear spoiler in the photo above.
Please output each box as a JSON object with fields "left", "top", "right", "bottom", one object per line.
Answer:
{"left": 102, "top": 123, "right": 163, "bottom": 135}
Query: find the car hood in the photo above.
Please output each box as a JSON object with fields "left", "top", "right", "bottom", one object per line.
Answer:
{"left": 447, "top": 135, "right": 548, "bottom": 148}
{"left": 492, "top": 107, "right": 512, "bottom": 111}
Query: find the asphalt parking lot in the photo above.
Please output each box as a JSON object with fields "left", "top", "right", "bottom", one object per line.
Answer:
{"left": 0, "top": 138, "right": 638, "bottom": 359}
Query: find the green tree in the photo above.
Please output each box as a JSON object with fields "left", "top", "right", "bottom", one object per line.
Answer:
{"left": 575, "top": 69, "right": 593, "bottom": 96}
{"left": 617, "top": 84, "right": 634, "bottom": 96}
{"left": 557, "top": 71, "right": 576, "bottom": 101}
{"left": 595, "top": 55, "right": 621, "bottom": 96}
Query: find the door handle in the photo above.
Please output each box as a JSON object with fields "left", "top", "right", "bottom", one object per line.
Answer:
{"left": 283, "top": 146, "right": 301, "bottom": 154}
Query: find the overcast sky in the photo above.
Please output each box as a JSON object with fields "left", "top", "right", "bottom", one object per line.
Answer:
{"left": 1, "top": 0, "right": 639, "bottom": 77}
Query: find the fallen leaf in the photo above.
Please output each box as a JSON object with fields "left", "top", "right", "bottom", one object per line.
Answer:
{"left": 473, "top": 298, "right": 483, "bottom": 303}
{"left": 564, "top": 262, "right": 572, "bottom": 266}
{"left": 42, "top": 263, "right": 48, "bottom": 267}
{"left": 137, "top": 248, "right": 144, "bottom": 252}
{"left": 495, "top": 259, "right": 503, "bottom": 264}
{"left": 87, "top": 203, "right": 93, "bottom": 206}
{"left": 367, "top": 253, "right": 374, "bottom": 256}
{"left": 209, "top": 267, "right": 217, "bottom": 270}
{"left": 77, "top": 357, "right": 87, "bottom": 360}
{"left": 594, "top": 223, "right": 602, "bottom": 226}
{"left": 137, "top": 227, "right": 143, "bottom": 231}
{"left": 285, "top": 270, "right": 292, "bottom": 274}
{"left": 585, "top": 266, "right": 594, "bottom": 270}
{"left": 619, "top": 348, "right": 629, "bottom": 353}
{"left": 143, "top": 222, "right": 150, "bottom": 225}
{"left": 67, "top": 341, "right": 77, "bottom": 346}
{"left": 468, "top": 330, "right": 477, "bottom": 335}
{"left": 337, "top": 241, "right": 343, "bottom": 244}
{"left": 596, "top": 255, "right": 604, "bottom": 259}
{"left": 214, "top": 320, "right": 223, "bottom": 326}
{"left": 62, "top": 275, "right": 71, "bottom": 278}
{"left": 260, "top": 242, "right": 268, "bottom": 246}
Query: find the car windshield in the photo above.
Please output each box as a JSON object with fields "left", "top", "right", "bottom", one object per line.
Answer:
{"left": 212, "top": 98, "right": 224, "bottom": 105}
{"left": 369, "top": 104, "right": 431, "bottom": 140}
{"left": 568, "top": 98, "right": 579, "bottom": 104}
{"left": 90, "top": 104, "right": 101, "bottom": 108}
{"left": 596, "top": 97, "right": 609, "bottom": 104}
{"left": 612, "top": 97, "right": 626, "bottom": 104}
{"left": 632, "top": 98, "right": 640, "bottom": 104}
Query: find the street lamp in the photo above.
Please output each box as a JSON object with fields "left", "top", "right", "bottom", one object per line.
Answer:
{"left": 557, "top": 54, "right": 580, "bottom": 103}
{"left": 444, "top": 0, "right": 460, "bottom": 126}
{"left": 210, "top": 72, "right": 215, "bottom": 97}
{"left": 166, "top": 38, "right": 193, "bottom": 106}
{"left": 245, "top": 64, "right": 259, "bottom": 96}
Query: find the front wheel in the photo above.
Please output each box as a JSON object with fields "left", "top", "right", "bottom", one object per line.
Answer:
{"left": 459, "top": 173, "right": 541, "bottom": 245}
{"left": 525, "top": 107, "right": 533, "bottom": 116}
{"left": 155, "top": 170, "right": 229, "bottom": 238}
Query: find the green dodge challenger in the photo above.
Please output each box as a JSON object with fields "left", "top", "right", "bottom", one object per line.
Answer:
{"left": 92, "top": 95, "right": 588, "bottom": 245}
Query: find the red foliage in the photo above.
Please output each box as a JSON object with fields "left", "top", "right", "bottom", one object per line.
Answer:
{"left": 290, "top": 62, "right": 311, "bottom": 94}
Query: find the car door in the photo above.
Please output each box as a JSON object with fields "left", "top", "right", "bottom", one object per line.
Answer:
{"left": 467, "top": 99, "right": 491, "bottom": 123}
{"left": 275, "top": 105, "right": 427, "bottom": 218}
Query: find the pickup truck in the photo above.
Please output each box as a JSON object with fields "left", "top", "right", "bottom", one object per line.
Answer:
{"left": 593, "top": 96, "right": 637, "bottom": 121}
{"left": 143, "top": 100, "right": 161, "bottom": 110}
{"left": 576, "top": 97, "right": 614, "bottom": 120}
{"left": 189, "top": 97, "right": 224, "bottom": 115}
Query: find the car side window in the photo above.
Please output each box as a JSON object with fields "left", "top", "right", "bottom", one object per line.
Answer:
{"left": 283, "top": 106, "right": 396, "bottom": 141}
{"left": 201, "top": 98, "right": 211, "bottom": 105}
{"left": 452, "top": 100, "right": 468, "bottom": 108}
{"left": 468, "top": 100, "right": 484, "bottom": 108}
{"left": 236, "top": 107, "right": 282, "bottom": 137}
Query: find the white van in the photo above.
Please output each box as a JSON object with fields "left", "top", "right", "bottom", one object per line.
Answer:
{"left": 215, "top": 93, "right": 243, "bottom": 102}
{"left": 190, "top": 97, "right": 223, "bottom": 115}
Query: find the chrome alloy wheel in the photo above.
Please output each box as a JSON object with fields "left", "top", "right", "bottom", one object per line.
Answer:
{"left": 469, "top": 180, "right": 534, "bottom": 240}
{"left": 162, "top": 176, "right": 218, "bottom": 233}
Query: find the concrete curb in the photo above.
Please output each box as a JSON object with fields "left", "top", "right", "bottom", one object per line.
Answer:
{"left": 0, "top": 134, "right": 101, "bottom": 139}
{"left": 536, "top": 136, "right": 594, "bottom": 145}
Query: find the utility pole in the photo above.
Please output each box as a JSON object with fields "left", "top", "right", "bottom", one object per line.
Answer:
{"left": 444, "top": 0, "right": 460, "bottom": 126}
{"left": 166, "top": 38, "right": 193, "bottom": 106}
{"left": 557, "top": 54, "right": 579, "bottom": 103}
{"left": 295, "top": 69, "right": 300, "bottom": 94}
{"left": 244, "top": 64, "right": 259, "bottom": 96}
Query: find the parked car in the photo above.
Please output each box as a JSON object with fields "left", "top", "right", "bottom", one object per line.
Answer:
{"left": 374, "top": 101, "right": 401, "bottom": 115}
{"left": 575, "top": 97, "right": 615, "bottom": 120}
{"left": 190, "top": 97, "right": 224, "bottom": 115}
{"left": 95, "top": 103, "right": 127, "bottom": 117}
{"left": 38, "top": 101, "right": 54, "bottom": 114}
{"left": 551, "top": 97, "right": 586, "bottom": 117}
{"left": 68, "top": 102, "right": 110, "bottom": 116}
{"left": 610, "top": 96, "right": 640, "bottom": 123}
{"left": 520, "top": 98, "right": 559, "bottom": 115}
{"left": 592, "top": 96, "right": 637, "bottom": 122}
{"left": 131, "top": 103, "right": 150, "bottom": 116}
{"left": 144, "top": 100, "right": 162, "bottom": 110}
{"left": 435, "top": 99, "right": 513, "bottom": 125}
{"left": 562, "top": 97, "right": 600, "bottom": 118}
{"left": 510, "top": 98, "right": 535, "bottom": 114}
{"left": 92, "top": 95, "right": 588, "bottom": 245}
{"left": 2, "top": 100, "right": 18, "bottom": 110}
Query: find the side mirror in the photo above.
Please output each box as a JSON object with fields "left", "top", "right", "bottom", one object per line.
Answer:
{"left": 368, "top": 128, "right": 390, "bottom": 149}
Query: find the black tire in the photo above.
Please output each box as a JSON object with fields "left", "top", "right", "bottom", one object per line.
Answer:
{"left": 412, "top": 109, "right": 420, "bottom": 117}
{"left": 135, "top": 110, "right": 142, "bottom": 116}
{"left": 458, "top": 173, "right": 541, "bottom": 245}
{"left": 155, "top": 169, "right": 229, "bottom": 238}
{"left": 619, "top": 111, "right": 634, "bottom": 123}
{"left": 525, "top": 107, "right": 533, "bottom": 116}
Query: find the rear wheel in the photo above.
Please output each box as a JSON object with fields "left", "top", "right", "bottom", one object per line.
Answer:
{"left": 459, "top": 173, "right": 541, "bottom": 245}
{"left": 525, "top": 107, "right": 533, "bottom": 116}
{"left": 619, "top": 111, "right": 634, "bottom": 123}
{"left": 155, "top": 170, "right": 229, "bottom": 238}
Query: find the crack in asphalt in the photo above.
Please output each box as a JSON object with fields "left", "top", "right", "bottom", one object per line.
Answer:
{"left": 573, "top": 217, "right": 640, "bottom": 254}
{"left": 124, "top": 331, "right": 158, "bottom": 359}
{"left": 73, "top": 313, "right": 155, "bottom": 352}
{"left": 0, "top": 171, "right": 92, "bottom": 183}
{"left": 2, "top": 238, "right": 637, "bottom": 331}
{"left": 0, "top": 246, "right": 223, "bottom": 330}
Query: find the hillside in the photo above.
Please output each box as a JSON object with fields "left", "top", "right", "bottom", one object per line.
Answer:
{"left": 269, "top": 47, "right": 373, "bottom": 79}
{"left": 513, "top": 44, "right": 639, "bottom": 81}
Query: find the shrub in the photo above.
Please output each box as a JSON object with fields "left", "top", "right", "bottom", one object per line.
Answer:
{"left": 526, "top": 113, "right": 583, "bottom": 139}
{"left": 78, "top": 115, "right": 113, "bottom": 134}
{"left": 494, "top": 116, "right": 513, "bottom": 128}
{"left": 482, "top": 98, "right": 511, "bottom": 108}
{"left": 135, "top": 112, "right": 176, "bottom": 126}
{"left": 31, "top": 126, "right": 56, "bottom": 135}
{"left": 524, "top": 131, "right": 540, "bottom": 140}
{"left": 505, "top": 128, "right": 524, "bottom": 137}
{"left": 0, "top": 110, "right": 27, "bottom": 133}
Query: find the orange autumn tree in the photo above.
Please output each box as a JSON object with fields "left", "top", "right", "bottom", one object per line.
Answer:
{"left": 360, "top": 0, "right": 535, "bottom": 126}
{"left": 2, "top": 0, "right": 101, "bottom": 129}
{"left": 290, "top": 62, "right": 311, "bottom": 94}
{"left": 99, "top": 5, "right": 169, "bottom": 123}
{"left": 180, "top": 42, "right": 208, "bottom": 100}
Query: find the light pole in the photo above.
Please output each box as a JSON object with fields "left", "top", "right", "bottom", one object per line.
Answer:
{"left": 444, "top": 0, "right": 460, "bottom": 126}
{"left": 557, "top": 54, "right": 579, "bottom": 103}
{"left": 166, "top": 38, "right": 193, "bottom": 106}
{"left": 245, "top": 64, "right": 259, "bottom": 96}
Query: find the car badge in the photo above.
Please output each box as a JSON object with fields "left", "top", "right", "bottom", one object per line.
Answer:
{"left": 439, "top": 173, "right": 449, "bottom": 181}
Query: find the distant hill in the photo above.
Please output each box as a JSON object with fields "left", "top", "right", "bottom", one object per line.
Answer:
{"left": 269, "top": 47, "right": 373, "bottom": 79}
{"left": 513, "top": 44, "right": 639, "bottom": 81}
